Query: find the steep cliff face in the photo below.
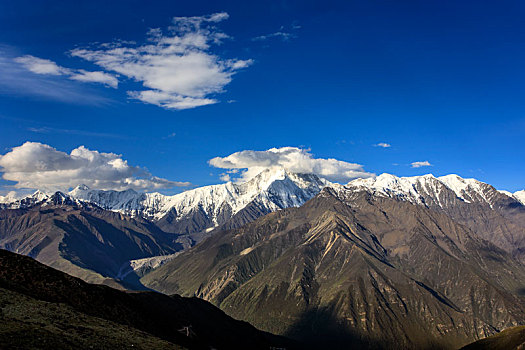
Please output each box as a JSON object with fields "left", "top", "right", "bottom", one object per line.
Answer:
{"left": 142, "top": 188, "right": 525, "bottom": 349}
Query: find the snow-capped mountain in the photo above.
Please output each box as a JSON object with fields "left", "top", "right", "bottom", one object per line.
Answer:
{"left": 0, "top": 190, "right": 51, "bottom": 210}
{"left": 70, "top": 167, "right": 327, "bottom": 223}
{"left": 512, "top": 190, "right": 525, "bottom": 205}
{"left": 2, "top": 167, "right": 328, "bottom": 239}
{"left": 339, "top": 173, "right": 524, "bottom": 209}
{"left": 2, "top": 170, "right": 523, "bottom": 243}
{"left": 327, "top": 173, "right": 525, "bottom": 265}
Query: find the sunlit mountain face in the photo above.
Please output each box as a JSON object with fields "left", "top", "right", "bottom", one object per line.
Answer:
{"left": 1, "top": 1, "right": 525, "bottom": 349}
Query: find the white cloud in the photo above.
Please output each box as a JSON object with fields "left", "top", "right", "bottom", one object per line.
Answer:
{"left": 70, "top": 12, "right": 252, "bottom": 110}
{"left": 0, "top": 142, "right": 189, "bottom": 191}
{"left": 0, "top": 52, "right": 112, "bottom": 105}
{"left": 411, "top": 161, "right": 432, "bottom": 168}
{"left": 69, "top": 70, "right": 118, "bottom": 88}
{"left": 209, "top": 147, "right": 374, "bottom": 183}
{"left": 15, "top": 55, "right": 70, "bottom": 75}
{"left": 374, "top": 142, "right": 391, "bottom": 148}
{"left": 252, "top": 25, "right": 299, "bottom": 42}
{"left": 127, "top": 90, "right": 216, "bottom": 110}
{"left": 15, "top": 54, "right": 118, "bottom": 88}
{"left": 252, "top": 31, "right": 296, "bottom": 41}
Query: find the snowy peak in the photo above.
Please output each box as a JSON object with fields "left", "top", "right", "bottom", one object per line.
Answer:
{"left": 513, "top": 190, "right": 525, "bottom": 205}
{"left": 342, "top": 173, "right": 521, "bottom": 209}
{"left": 0, "top": 189, "right": 51, "bottom": 209}
{"left": 346, "top": 173, "right": 442, "bottom": 204}
{"left": 0, "top": 167, "right": 328, "bottom": 230}
{"left": 1, "top": 170, "right": 521, "bottom": 234}
{"left": 0, "top": 189, "right": 94, "bottom": 210}
{"left": 68, "top": 185, "right": 144, "bottom": 215}
{"left": 151, "top": 167, "right": 328, "bottom": 226}
{"left": 437, "top": 174, "right": 492, "bottom": 204}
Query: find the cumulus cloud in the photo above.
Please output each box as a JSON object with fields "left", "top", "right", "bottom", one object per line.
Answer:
{"left": 70, "top": 12, "right": 252, "bottom": 110}
{"left": 209, "top": 147, "right": 374, "bottom": 183}
{"left": 15, "top": 54, "right": 118, "bottom": 88}
{"left": 0, "top": 142, "right": 189, "bottom": 192}
{"left": 374, "top": 142, "right": 391, "bottom": 148}
{"left": 411, "top": 161, "right": 432, "bottom": 168}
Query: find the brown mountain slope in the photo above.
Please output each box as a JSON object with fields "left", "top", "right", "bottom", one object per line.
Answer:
{"left": 142, "top": 188, "right": 525, "bottom": 349}
{"left": 0, "top": 194, "right": 183, "bottom": 288}
{"left": 0, "top": 249, "right": 296, "bottom": 350}
{"left": 402, "top": 178, "right": 525, "bottom": 264}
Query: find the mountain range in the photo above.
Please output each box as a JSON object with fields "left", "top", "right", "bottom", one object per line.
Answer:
{"left": 1, "top": 168, "right": 327, "bottom": 242}
{"left": 1, "top": 169, "right": 525, "bottom": 348}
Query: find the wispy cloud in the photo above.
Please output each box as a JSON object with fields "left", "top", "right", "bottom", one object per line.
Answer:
{"left": 209, "top": 146, "right": 374, "bottom": 183}
{"left": 15, "top": 54, "right": 118, "bottom": 88}
{"left": 69, "top": 70, "right": 118, "bottom": 88}
{"left": 252, "top": 31, "right": 296, "bottom": 41}
{"left": 27, "top": 126, "right": 127, "bottom": 139}
{"left": 0, "top": 142, "right": 189, "bottom": 191}
{"left": 252, "top": 24, "right": 300, "bottom": 42}
{"left": 374, "top": 142, "right": 391, "bottom": 148}
{"left": 162, "top": 132, "right": 177, "bottom": 139}
{"left": 411, "top": 161, "right": 432, "bottom": 168}
{"left": 0, "top": 51, "right": 113, "bottom": 106}
{"left": 70, "top": 12, "right": 252, "bottom": 110}
{"left": 15, "top": 55, "right": 70, "bottom": 75}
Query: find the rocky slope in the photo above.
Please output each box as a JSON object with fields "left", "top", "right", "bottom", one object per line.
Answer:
{"left": 0, "top": 249, "right": 295, "bottom": 350}
{"left": 142, "top": 187, "right": 525, "bottom": 349}
{"left": 342, "top": 174, "right": 525, "bottom": 263}
{"left": 0, "top": 193, "right": 183, "bottom": 289}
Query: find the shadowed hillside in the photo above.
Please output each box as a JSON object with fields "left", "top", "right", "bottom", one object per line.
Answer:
{"left": 0, "top": 249, "right": 296, "bottom": 350}
{"left": 460, "top": 325, "right": 525, "bottom": 349}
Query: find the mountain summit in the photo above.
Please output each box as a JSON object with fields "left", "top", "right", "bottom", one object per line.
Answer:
{"left": 3, "top": 167, "right": 329, "bottom": 243}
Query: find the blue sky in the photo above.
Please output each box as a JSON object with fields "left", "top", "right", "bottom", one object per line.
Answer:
{"left": 0, "top": 0, "right": 524, "bottom": 194}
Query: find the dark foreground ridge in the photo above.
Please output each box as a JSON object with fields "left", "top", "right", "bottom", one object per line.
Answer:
{"left": 460, "top": 325, "right": 525, "bottom": 350}
{"left": 0, "top": 249, "right": 296, "bottom": 350}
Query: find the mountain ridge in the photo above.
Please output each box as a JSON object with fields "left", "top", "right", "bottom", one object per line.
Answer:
{"left": 3, "top": 172, "right": 523, "bottom": 215}
{"left": 141, "top": 185, "right": 525, "bottom": 349}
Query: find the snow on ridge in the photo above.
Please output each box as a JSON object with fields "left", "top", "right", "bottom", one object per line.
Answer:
{"left": 339, "top": 173, "right": 522, "bottom": 209}
{"left": 0, "top": 189, "right": 53, "bottom": 209}
{"left": 153, "top": 167, "right": 328, "bottom": 225}
{"left": 344, "top": 173, "right": 441, "bottom": 205}
{"left": 3, "top": 170, "right": 522, "bottom": 220}
{"left": 437, "top": 174, "right": 488, "bottom": 204}
{"left": 52, "top": 167, "right": 326, "bottom": 225}
{"left": 513, "top": 190, "right": 525, "bottom": 205}
{"left": 0, "top": 167, "right": 328, "bottom": 223}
